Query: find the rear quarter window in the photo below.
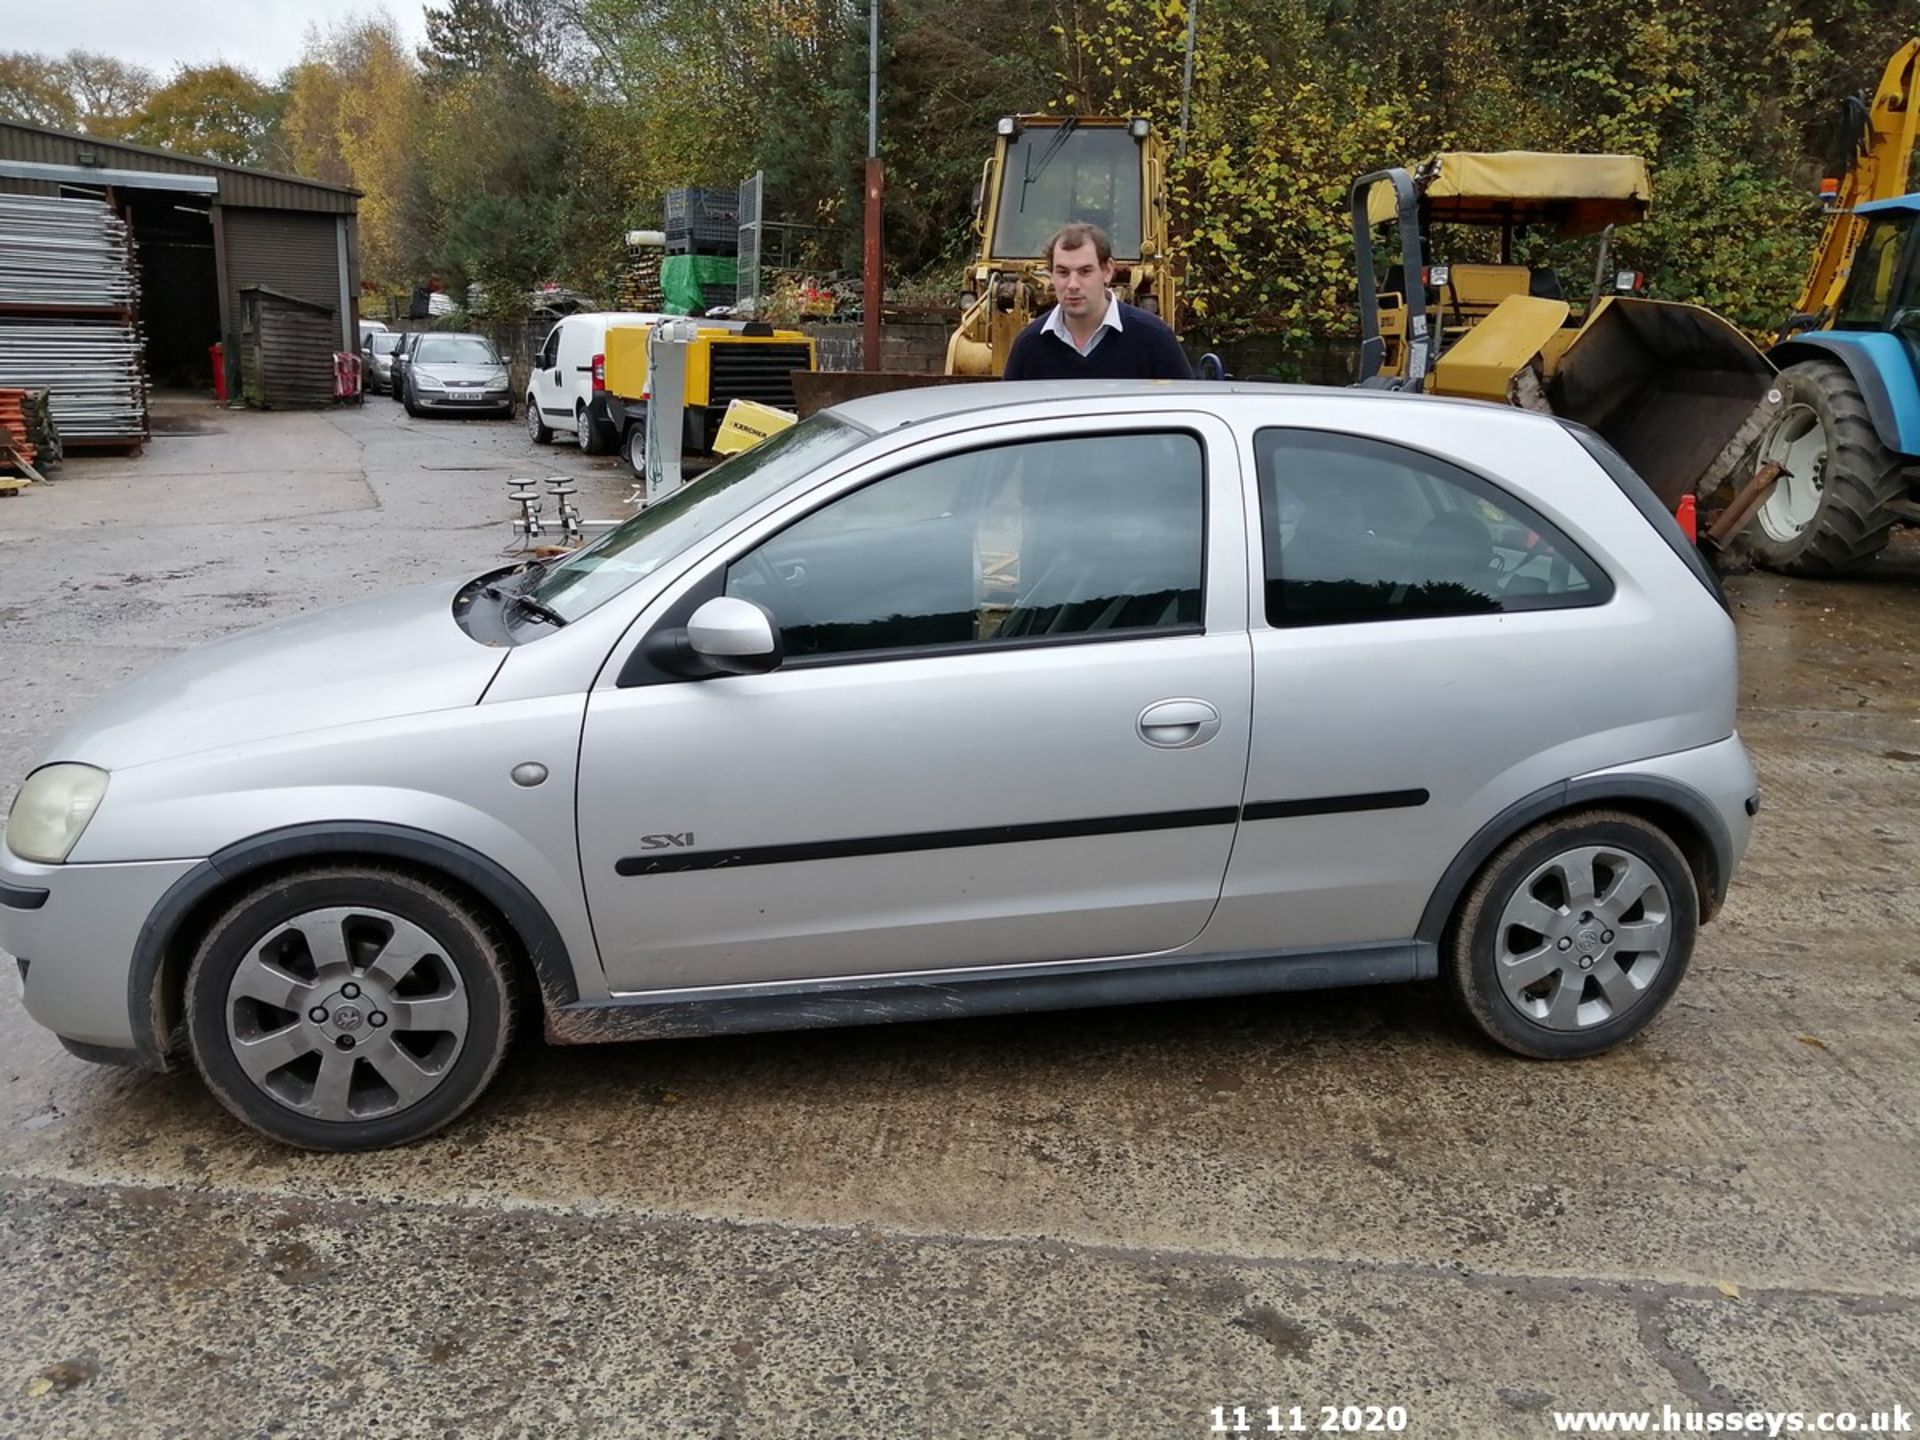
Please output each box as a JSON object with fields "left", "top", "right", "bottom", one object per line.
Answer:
{"left": 1563, "top": 423, "right": 1728, "bottom": 611}
{"left": 1254, "top": 427, "right": 1613, "bottom": 627}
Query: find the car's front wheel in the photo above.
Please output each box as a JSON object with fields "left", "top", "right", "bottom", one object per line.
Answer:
{"left": 1446, "top": 810, "right": 1697, "bottom": 1059}
{"left": 184, "top": 865, "right": 519, "bottom": 1150}
{"left": 526, "top": 395, "right": 553, "bottom": 444}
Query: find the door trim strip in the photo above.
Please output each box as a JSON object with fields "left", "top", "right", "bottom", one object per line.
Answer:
{"left": 1242, "top": 788, "right": 1429, "bottom": 822}
{"left": 616, "top": 806, "right": 1241, "bottom": 876}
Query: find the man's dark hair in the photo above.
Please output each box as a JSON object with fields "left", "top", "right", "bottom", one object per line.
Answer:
{"left": 1045, "top": 222, "right": 1112, "bottom": 268}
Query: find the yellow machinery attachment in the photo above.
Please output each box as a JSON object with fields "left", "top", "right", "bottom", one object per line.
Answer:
{"left": 711, "top": 398, "right": 798, "bottom": 456}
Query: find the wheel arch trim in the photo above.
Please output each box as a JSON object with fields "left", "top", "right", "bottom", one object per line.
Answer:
{"left": 127, "top": 821, "right": 580, "bottom": 1067}
{"left": 1415, "top": 774, "right": 1733, "bottom": 960}
{"left": 1768, "top": 336, "right": 1920, "bottom": 456}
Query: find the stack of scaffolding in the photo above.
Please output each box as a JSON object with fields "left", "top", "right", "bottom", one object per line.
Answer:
{"left": 0, "top": 195, "right": 149, "bottom": 448}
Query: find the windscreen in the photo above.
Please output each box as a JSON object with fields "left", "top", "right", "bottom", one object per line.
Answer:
{"left": 991, "top": 126, "right": 1144, "bottom": 260}
{"left": 1836, "top": 217, "right": 1914, "bottom": 330}
{"left": 526, "top": 414, "right": 869, "bottom": 622}
{"left": 415, "top": 336, "right": 501, "bottom": 365}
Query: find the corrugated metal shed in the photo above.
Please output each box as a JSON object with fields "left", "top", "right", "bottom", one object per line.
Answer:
{"left": 0, "top": 119, "right": 360, "bottom": 403}
{"left": 239, "top": 286, "right": 338, "bottom": 409}
{"left": 0, "top": 120, "right": 359, "bottom": 213}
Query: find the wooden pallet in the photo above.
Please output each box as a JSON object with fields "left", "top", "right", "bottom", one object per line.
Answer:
{"left": 0, "top": 442, "right": 46, "bottom": 492}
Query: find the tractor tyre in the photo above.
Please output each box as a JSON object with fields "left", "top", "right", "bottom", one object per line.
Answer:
{"left": 1749, "top": 360, "right": 1908, "bottom": 577}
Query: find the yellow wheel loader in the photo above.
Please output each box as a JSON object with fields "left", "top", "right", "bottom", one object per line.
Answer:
{"left": 945, "top": 114, "right": 1178, "bottom": 375}
{"left": 793, "top": 113, "right": 1176, "bottom": 413}
{"left": 1351, "top": 152, "right": 1776, "bottom": 510}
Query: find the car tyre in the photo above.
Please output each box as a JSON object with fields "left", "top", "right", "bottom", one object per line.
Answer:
{"left": 184, "top": 864, "right": 520, "bottom": 1151}
{"left": 1445, "top": 810, "right": 1697, "bottom": 1060}
{"left": 527, "top": 395, "right": 553, "bottom": 444}
{"left": 622, "top": 417, "right": 646, "bottom": 475}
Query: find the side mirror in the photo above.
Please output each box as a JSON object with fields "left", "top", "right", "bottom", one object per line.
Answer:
{"left": 647, "top": 596, "right": 783, "bottom": 678}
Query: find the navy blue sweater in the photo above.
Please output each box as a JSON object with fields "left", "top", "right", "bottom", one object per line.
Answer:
{"left": 1002, "top": 301, "right": 1194, "bottom": 381}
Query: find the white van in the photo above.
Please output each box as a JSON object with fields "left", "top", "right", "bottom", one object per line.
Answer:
{"left": 525, "top": 312, "right": 666, "bottom": 455}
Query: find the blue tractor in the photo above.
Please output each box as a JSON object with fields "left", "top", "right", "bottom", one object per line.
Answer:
{"left": 1753, "top": 43, "right": 1920, "bottom": 575}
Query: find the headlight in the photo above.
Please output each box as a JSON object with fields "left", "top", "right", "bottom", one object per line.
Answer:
{"left": 413, "top": 373, "right": 446, "bottom": 392}
{"left": 6, "top": 764, "right": 109, "bottom": 864}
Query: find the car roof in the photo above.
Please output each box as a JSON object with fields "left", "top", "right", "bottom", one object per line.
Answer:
{"left": 823, "top": 378, "right": 1537, "bottom": 432}
{"left": 562, "top": 311, "right": 672, "bottom": 327}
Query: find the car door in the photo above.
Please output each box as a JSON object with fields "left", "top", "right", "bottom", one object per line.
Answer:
{"left": 574, "top": 413, "right": 1254, "bottom": 994}
{"left": 389, "top": 333, "right": 410, "bottom": 396}
{"left": 529, "top": 323, "right": 564, "bottom": 421}
{"left": 1211, "top": 423, "right": 1623, "bottom": 953}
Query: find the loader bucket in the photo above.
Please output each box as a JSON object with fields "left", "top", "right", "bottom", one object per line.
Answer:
{"left": 1548, "top": 297, "right": 1775, "bottom": 507}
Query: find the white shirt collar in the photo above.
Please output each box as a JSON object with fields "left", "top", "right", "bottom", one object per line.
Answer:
{"left": 1041, "top": 290, "right": 1124, "bottom": 354}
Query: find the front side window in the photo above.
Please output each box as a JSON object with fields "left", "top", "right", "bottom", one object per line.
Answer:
{"left": 1256, "top": 428, "right": 1609, "bottom": 627}
{"left": 725, "top": 431, "right": 1205, "bottom": 660}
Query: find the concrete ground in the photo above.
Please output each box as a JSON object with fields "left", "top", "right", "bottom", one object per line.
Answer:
{"left": 0, "top": 395, "right": 1915, "bottom": 1439}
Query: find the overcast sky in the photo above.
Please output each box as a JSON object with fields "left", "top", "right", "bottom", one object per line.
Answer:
{"left": 11, "top": 2, "right": 430, "bottom": 81}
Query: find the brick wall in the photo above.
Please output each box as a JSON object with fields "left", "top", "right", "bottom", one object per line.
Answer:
{"left": 801, "top": 321, "right": 951, "bottom": 373}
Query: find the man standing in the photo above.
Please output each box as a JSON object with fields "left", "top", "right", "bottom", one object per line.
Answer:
{"left": 1002, "top": 222, "right": 1193, "bottom": 381}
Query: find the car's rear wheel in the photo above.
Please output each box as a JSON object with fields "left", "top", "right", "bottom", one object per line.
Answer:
{"left": 1445, "top": 810, "right": 1697, "bottom": 1059}
{"left": 526, "top": 395, "right": 552, "bottom": 444}
{"left": 575, "top": 403, "right": 613, "bottom": 455}
{"left": 184, "top": 865, "right": 519, "bottom": 1150}
{"left": 622, "top": 416, "right": 646, "bottom": 475}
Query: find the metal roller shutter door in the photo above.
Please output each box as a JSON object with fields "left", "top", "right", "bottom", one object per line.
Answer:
{"left": 224, "top": 208, "right": 340, "bottom": 331}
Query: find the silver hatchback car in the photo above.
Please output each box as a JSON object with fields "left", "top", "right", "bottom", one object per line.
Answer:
{"left": 0, "top": 383, "right": 1756, "bottom": 1150}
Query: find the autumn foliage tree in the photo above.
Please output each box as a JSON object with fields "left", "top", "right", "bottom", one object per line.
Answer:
{"left": 1, "top": 0, "right": 1914, "bottom": 339}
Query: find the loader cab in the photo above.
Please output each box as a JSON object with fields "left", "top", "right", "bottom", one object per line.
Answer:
{"left": 1834, "top": 205, "right": 1920, "bottom": 366}
{"left": 946, "top": 115, "right": 1177, "bottom": 377}
{"left": 986, "top": 118, "right": 1152, "bottom": 262}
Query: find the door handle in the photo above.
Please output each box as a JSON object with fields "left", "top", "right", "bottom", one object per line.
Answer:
{"left": 1137, "top": 698, "right": 1221, "bottom": 749}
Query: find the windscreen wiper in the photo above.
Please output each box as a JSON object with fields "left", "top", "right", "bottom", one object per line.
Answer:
{"left": 1020, "top": 117, "right": 1079, "bottom": 205}
{"left": 508, "top": 591, "right": 570, "bottom": 628}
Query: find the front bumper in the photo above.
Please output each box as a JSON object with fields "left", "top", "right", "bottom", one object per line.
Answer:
{"left": 0, "top": 840, "right": 202, "bottom": 1058}
{"left": 411, "top": 391, "right": 512, "bottom": 415}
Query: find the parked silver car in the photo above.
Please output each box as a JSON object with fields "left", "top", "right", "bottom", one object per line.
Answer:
{"left": 362, "top": 331, "right": 402, "bottom": 395}
{"left": 402, "top": 333, "right": 512, "bottom": 418}
{"left": 0, "top": 383, "right": 1756, "bottom": 1150}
